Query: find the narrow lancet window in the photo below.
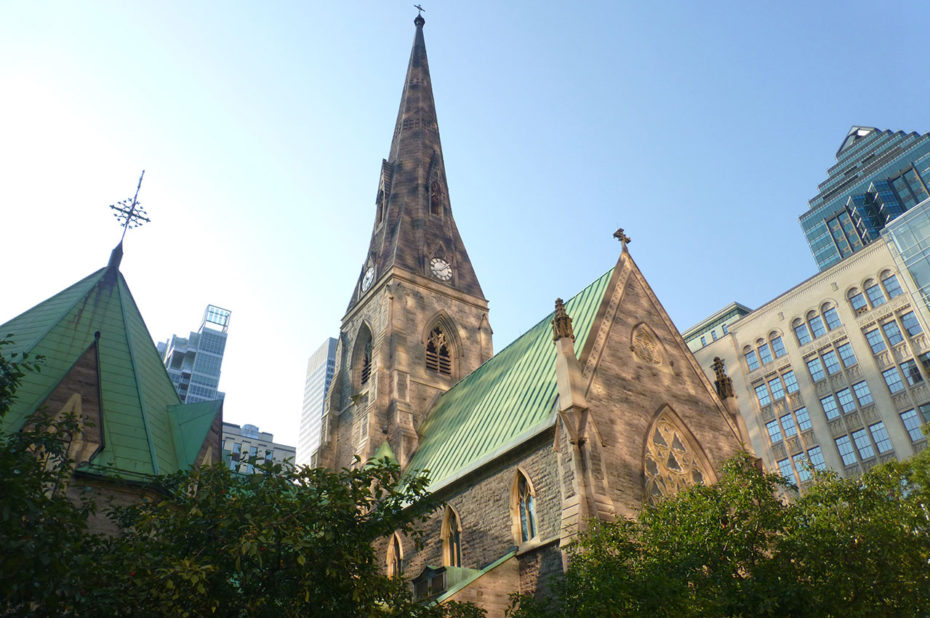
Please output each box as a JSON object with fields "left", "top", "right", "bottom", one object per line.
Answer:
{"left": 441, "top": 506, "right": 462, "bottom": 567}
{"left": 517, "top": 473, "right": 537, "bottom": 542}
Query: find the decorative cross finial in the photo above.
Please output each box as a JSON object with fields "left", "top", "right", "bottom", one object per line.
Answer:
{"left": 109, "top": 170, "right": 150, "bottom": 243}
{"left": 552, "top": 298, "right": 575, "bottom": 342}
{"left": 613, "top": 228, "right": 631, "bottom": 251}
{"left": 414, "top": 4, "right": 425, "bottom": 15}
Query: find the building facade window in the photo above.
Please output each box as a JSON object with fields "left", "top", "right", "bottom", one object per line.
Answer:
{"left": 852, "top": 380, "right": 873, "bottom": 406}
{"left": 755, "top": 383, "right": 771, "bottom": 407}
{"left": 821, "top": 394, "right": 840, "bottom": 420}
{"left": 851, "top": 428, "right": 875, "bottom": 460}
{"left": 901, "top": 359, "right": 923, "bottom": 386}
{"left": 771, "top": 335, "right": 787, "bottom": 358}
{"left": 882, "top": 320, "right": 904, "bottom": 346}
{"left": 837, "top": 342, "right": 857, "bottom": 367}
{"left": 864, "top": 328, "right": 886, "bottom": 354}
{"left": 793, "top": 452, "right": 812, "bottom": 482}
{"left": 836, "top": 388, "right": 856, "bottom": 413}
{"left": 758, "top": 342, "right": 773, "bottom": 364}
{"left": 807, "top": 357, "right": 825, "bottom": 382}
{"left": 807, "top": 446, "right": 826, "bottom": 470}
{"left": 745, "top": 348, "right": 759, "bottom": 371}
{"left": 807, "top": 312, "right": 827, "bottom": 339}
{"left": 901, "top": 311, "right": 922, "bottom": 336}
{"left": 869, "top": 422, "right": 893, "bottom": 454}
{"left": 865, "top": 280, "right": 887, "bottom": 307}
{"left": 777, "top": 458, "right": 794, "bottom": 481}
{"left": 794, "top": 319, "right": 812, "bottom": 346}
{"left": 882, "top": 273, "right": 904, "bottom": 298}
{"left": 766, "top": 420, "right": 783, "bottom": 444}
{"left": 795, "top": 407, "right": 812, "bottom": 431}
{"left": 835, "top": 435, "right": 857, "bottom": 466}
{"left": 882, "top": 367, "right": 906, "bottom": 393}
{"left": 823, "top": 305, "right": 842, "bottom": 330}
{"left": 900, "top": 408, "right": 927, "bottom": 442}
{"left": 848, "top": 288, "right": 868, "bottom": 313}
{"left": 780, "top": 413, "right": 797, "bottom": 438}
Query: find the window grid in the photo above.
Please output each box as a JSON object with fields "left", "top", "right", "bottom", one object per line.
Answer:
{"left": 808, "top": 315, "right": 827, "bottom": 339}
{"left": 864, "top": 328, "right": 886, "bottom": 354}
{"left": 869, "top": 422, "right": 893, "bottom": 454}
{"left": 795, "top": 407, "right": 812, "bottom": 432}
{"left": 783, "top": 371, "right": 799, "bottom": 394}
{"left": 768, "top": 376, "right": 786, "bottom": 400}
{"left": 849, "top": 292, "right": 867, "bottom": 313}
{"left": 901, "top": 311, "right": 922, "bottom": 336}
{"left": 883, "top": 367, "right": 905, "bottom": 393}
{"left": 771, "top": 336, "right": 787, "bottom": 358}
{"left": 821, "top": 395, "right": 840, "bottom": 420}
{"left": 851, "top": 429, "right": 875, "bottom": 460}
{"left": 852, "top": 381, "right": 873, "bottom": 406}
{"left": 755, "top": 383, "right": 771, "bottom": 407}
{"left": 837, "top": 342, "right": 857, "bottom": 367}
{"left": 794, "top": 322, "right": 812, "bottom": 346}
{"left": 780, "top": 414, "right": 797, "bottom": 438}
{"left": 822, "top": 350, "right": 841, "bottom": 375}
{"left": 766, "top": 420, "right": 783, "bottom": 444}
{"left": 758, "top": 343, "right": 773, "bottom": 364}
{"left": 901, "top": 359, "right": 923, "bottom": 386}
{"left": 807, "top": 357, "right": 825, "bottom": 382}
{"left": 865, "top": 283, "right": 887, "bottom": 307}
{"left": 882, "top": 274, "right": 904, "bottom": 299}
{"left": 901, "top": 409, "right": 926, "bottom": 442}
{"left": 835, "top": 435, "right": 857, "bottom": 466}
{"left": 745, "top": 349, "right": 759, "bottom": 371}
{"left": 777, "top": 458, "right": 795, "bottom": 481}
{"left": 793, "top": 452, "right": 812, "bottom": 482}
{"left": 823, "top": 306, "right": 842, "bottom": 330}
{"left": 882, "top": 321, "right": 904, "bottom": 347}
{"left": 808, "top": 446, "right": 826, "bottom": 470}
{"left": 836, "top": 388, "right": 856, "bottom": 413}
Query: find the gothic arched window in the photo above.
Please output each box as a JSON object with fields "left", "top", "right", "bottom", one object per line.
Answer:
{"left": 426, "top": 327, "right": 451, "bottom": 376}
{"left": 512, "top": 470, "right": 537, "bottom": 543}
{"left": 386, "top": 532, "right": 403, "bottom": 577}
{"left": 643, "top": 410, "right": 713, "bottom": 505}
{"left": 441, "top": 506, "right": 462, "bottom": 567}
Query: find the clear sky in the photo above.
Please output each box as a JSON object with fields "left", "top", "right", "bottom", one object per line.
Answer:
{"left": 1, "top": 2, "right": 928, "bottom": 446}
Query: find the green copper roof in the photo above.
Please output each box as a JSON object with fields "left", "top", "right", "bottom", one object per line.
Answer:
{"left": 371, "top": 439, "right": 398, "bottom": 465}
{"left": 407, "top": 268, "right": 613, "bottom": 490}
{"left": 1, "top": 256, "right": 219, "bottom": 478}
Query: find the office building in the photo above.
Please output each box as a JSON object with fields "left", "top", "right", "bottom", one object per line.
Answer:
{"left": 685, "top": 234, "right": 930, "bottom": 486}
{"left": 298, "top": 337, "right": 337, "bottom": 468}
{"left": 158, "top": 305, "right": 231, "bottom": 403}
{"left": 800, "top": 127, "right": 930, "bottom": 271}
{"left": 222, "top": 422, "right": 296, "bottom": 474}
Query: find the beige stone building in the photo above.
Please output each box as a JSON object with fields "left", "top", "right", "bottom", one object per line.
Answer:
{"left": 316, "top": 15, "right": 747, "bottom": 613}
{"left": 685, "top": 237, "right": 930, "bottom": 485}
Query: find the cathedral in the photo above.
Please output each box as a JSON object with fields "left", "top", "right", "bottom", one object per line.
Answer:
{"left": 316, "top": 14, "right": 747, "bottom": 613}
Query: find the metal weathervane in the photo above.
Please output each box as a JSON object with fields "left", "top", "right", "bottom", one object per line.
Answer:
{"left": 110, "top": 170, "right": 151, "bottom": 242}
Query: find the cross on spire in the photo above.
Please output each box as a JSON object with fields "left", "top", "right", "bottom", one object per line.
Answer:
{"left": 414, "top": 4, "right": 425, "bottom": 15}
{"left": 613, "top": 227, "right": 631, "bottom": 251}
{"left": 109, "top": 170, "right": 150, "bottom": 243}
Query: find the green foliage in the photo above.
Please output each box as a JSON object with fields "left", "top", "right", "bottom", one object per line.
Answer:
{"left": 509, "top": 451, "right": 930, "bottom": 618}
{"left": 0, "top": 340, "right": 482, "bottom": 617}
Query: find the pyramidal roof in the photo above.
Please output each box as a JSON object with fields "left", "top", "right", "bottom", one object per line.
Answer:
{"left": 406, "top": 267, "right": 614, "bottom": 490}
{"left": 0, "top": 245, "right": 221, "bottom": 479}
{"left": 346, "top": 15, "right": 484, "bottom": 313}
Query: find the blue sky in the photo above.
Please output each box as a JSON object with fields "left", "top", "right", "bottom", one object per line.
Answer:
{"left": 1, "top": 1, "right": 927, "bottom": 444}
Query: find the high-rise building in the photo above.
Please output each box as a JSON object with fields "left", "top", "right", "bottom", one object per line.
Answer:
{"left": 800, "top": 127, "right": 930, "bottom": 271}
{"left": 157, "top": 304, "right": 231, "bottom": 403}
{"left": 222, "top": 422, "right": 296, "bottom": 474}
{"left": 298, "top": 337, "right": 337, "bottom": 468}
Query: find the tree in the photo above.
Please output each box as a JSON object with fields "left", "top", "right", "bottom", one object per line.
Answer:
{"left": 509, "top": 451, "right": 930, "bottom": 618}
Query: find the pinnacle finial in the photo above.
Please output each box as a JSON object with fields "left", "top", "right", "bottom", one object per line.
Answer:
{"left": 552, "top": 298, "right": 575, "bottom": 342}
{"left": 613, "top": 228, "right": 631, "bottom": 251}
{"left": 414, "top": 4, "right": 425, "bottom": 26}
{"left": 712, "top": 357, "right": 734, "bottom": 399}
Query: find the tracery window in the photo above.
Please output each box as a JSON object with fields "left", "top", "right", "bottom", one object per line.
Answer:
{"left": 643, "top": 414, "right": 710, "bottom": 505}
{"left": 386, "top": 533, "right": 403, "bottom": 577}
{"left": 426, "top": 327, "right": 451, "bottom": 375}
{"left": 441, "top": 506, "right": 462, "bottom": 567}
{"left": 514, "top": 471, "right": 537, "bottom": 543}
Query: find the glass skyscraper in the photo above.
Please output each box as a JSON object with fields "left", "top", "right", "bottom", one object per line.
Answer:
{"left": 297, "top": 337, "right": 337, "bottom": 468}
{"left": 801, "top": 127, "right": 930, "bottom": 271}
{"left": 157, "top": 304, "right": 231, "bottom": 403}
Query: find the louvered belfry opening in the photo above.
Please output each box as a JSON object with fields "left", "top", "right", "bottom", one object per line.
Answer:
{"left": 361, "top": 338, "right": 372, "bottom": 384}
{"left": 426, "top": 327, "right": 451, "bottom": 375}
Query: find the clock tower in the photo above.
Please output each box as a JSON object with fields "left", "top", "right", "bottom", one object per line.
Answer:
{"left": 317, "top": 14, "right": 492, "bottom": 470}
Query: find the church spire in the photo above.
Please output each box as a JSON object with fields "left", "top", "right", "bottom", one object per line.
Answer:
{"left": 346, "top": 14, "right": 485, "bottom": 313}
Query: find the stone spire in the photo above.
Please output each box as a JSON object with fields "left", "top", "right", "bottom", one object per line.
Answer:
{"left": 712, "top": 357, "right": 734, "bottom": 400}
{"left": 552, "top": 298, "right": 575, "bottom": 341}
{"left": 346, "top": 14, "right": 485, "bottom": 313}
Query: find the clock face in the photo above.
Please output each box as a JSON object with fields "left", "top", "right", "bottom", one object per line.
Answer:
{"left": 430, "top": 257, "right": 452, "bottom": 281}
{"left": 361, "top": 266, "right": 375, "bottom": 292}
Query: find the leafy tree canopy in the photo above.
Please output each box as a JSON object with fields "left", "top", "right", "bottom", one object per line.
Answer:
{"left": 509, "top": 451, "right": 930, "bottom": 618}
